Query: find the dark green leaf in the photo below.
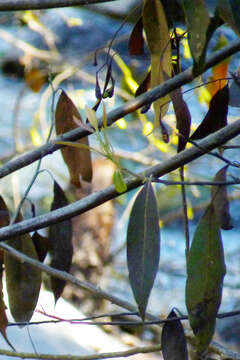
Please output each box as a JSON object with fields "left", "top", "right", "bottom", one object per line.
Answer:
{"left": 32, "top": 231, "right": 51, "bottom": 262}
{"left": 127, "top": 181, "right": 160, "bottom": 320}
{"left": 211, "top": 166, "right": 233, "bottom": 230}
{"left": 128, "top": 17, "right": 144, "bottom": 56}
{"left": 49, "top": 181, "right": 73, "bottom": 303}
{"left": 186, "top": 205, "right": 226, "bottom": 354}
{"left": 218, "top": 0, "right": 240, "bottom": 35}
{"left": 162, "top": 309, "right": 188, "bottom": 360}
{"left": 190, "top": 85, "right": 229, "bottom": 140}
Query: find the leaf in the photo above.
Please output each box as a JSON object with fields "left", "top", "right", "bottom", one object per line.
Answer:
{"left": 128, "top": 16, "right": 144, "bottom": 56}
{"left": 4, "top": 214, "right": 42, "bottom": 323}
{"left": 113, "top": 169, "right": 127, "bottom": 193}
{"left": 211, "top": 166, "right": 233, "bottom": 230}
{"left": 142, "top": 0, "right": 171, "bottom": 128}
{"left": 161, "top": 309, "right": 188, "bottom": 360}
{"left": 170, "top": 88, "right": 191, "bottom": 152}
{"left": 49, "top": 181, "right": 73, "bottom": 303}
{"left": 218, "top": 0, "right": 240, "bottom": 35}
{"left": 55, "top": 90, "right": 92, "bottom": 188}
{"left": 186, "top": 205, "right": 226, "bottom": 354}
{"left": 229, "top": 71, "right": 240, "bottom": 107}
{"left": 127, "top": 181, "right": 160, "bottom": 320}
{"left": 25, "top": 67, "right": 46, "bottom": 92}
{"left": 135, "top": 71, "right": 151, "bottom": 98}
{"left": 32, "top": 231, "right": 51, "bottom": 262}
{"left": 190, "top": 85, "right": 229, "bottom": 140}
{"left": 181, "top": 0, "right": 210, "bottom": 73}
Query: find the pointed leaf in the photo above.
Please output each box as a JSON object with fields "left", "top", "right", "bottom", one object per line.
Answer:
{"left": 32, "top": 231, "right": 51, "bottom": 262}
{"left": 186, "top": 205, "right": 226, "bottom": 353}
{"left": 135, "top": 71, "right": 151, "bottom": 98}
{"left": 211, "top": 166, "right": 233, "bottom": 230}
{"left": 55, "top": 91, "right": 92, "bottom": 188}
{"left": 190, "top": 85, "right": 229, "bottom": 140}
{"left": 113, "top": 169, "right": 127, "bottom": 193}
{"left": 218, "top": 0, "right": 240, "bottom": 35}
{"left": 127, "top": 181, "right": 160, "bottom": 320}
{"left": 161, "top": 309, "right": 188, "bottom": 360}
{"left": 142, "top": 0, "right": 171, "bottom": 127}
{"left": 128, "top": 17, "right": 144, "bottom": 56}
{"left": 49, "top": 181, "right": 73, "bottom": 303}
{"left": 5, "top": 214, "right": 41, "bottom": 323}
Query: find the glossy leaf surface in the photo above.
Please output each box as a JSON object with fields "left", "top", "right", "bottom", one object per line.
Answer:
{"left": 186, "top": 205, "right": 226, "bottom": 353}
{"left": 127, "top": 181, "right": 160, "bottom": 320}
{"left": 55, "top": 90, "right": 92, "bottom": 188}
{"left": 162, "top": 309, "right": 188, "bottom": 360}
{"left": 49, "top": 181, "right": 73, "bottom": 303}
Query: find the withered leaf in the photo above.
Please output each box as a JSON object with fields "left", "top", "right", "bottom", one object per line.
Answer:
{"left": 4, "top": 214, "right": 41, "bottom": 323}
{"left": 161, "top": 309, "right": 188, "bottom": 360}
{"left": 211, "top": 165, "right": 233, "bottom": 230}
{"left": 186, "top": 205, "right": 226, "bottom": 354}
{"left": 171, "top": 88, "right": 191, "bottom": 152}
{"left": 49, "top": 180, "right": 73, "bottom": 303}
{"left": 25, "top": 67, "right": 46, "bottom": 93}
{"left": 190, "top": 85, "right": 229, "bottom": 140}
{"left": 32, "top": 231, "right": 51, "bottom": 262}
{"left": 55, "top": 90, "right": 92, "bottom": 188}
{"left": 127, "top": 181, "right": 160, "bottom": 320}
{"left": 128, "top": 16, "right": 144, "bottom": 56}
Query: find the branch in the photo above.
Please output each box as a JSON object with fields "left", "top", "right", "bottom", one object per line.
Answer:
{"left": 0, "top": 0, "right": 118, "bottom": 11}
{"left": 0, "top": 38, "right": 239, "bottom": 180}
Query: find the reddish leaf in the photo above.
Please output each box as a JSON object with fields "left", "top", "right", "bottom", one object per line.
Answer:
{"left": 190, "top": 85, "right": 229, "bottom": 140}
{"left": 161, "top": 309, "right": 188, "bottom": 360}
{"left": 55, "top": 91, "right": 92, "bottom": 188}
{"left": 49, "top": 181, "right": 73, "bottom": 303}
{"left": 128, "top": 17, "right": 144, "bottom": 56}
{"left": 32, "top": 231, "right": 51, "bottom": 262}
{"left": 211, "top": 166, "right": 233, "bottom": 230}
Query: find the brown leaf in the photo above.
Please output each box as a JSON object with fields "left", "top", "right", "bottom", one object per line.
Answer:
{"left": 190, "top": 85, "right": 229, "bottom": 140}
{"left": 211, "top": 165, "right": 233, "bottom": 230}
{"left": 49, "top": 181, "right": 73, "bottom": 303}
{"left": 32, "top": 231, "right": 51, "bottom": 262}
{"left": 55, "top": 91, "right": 92, "bottom": 188}
{"left": 128, "top": 16, "right": 144, "bottom": 56}
{"left": 171, "top": 88, "right": 191, "bottom": 152}
{"left": 25, "top": 67, "right": 46, "bottom": 93}
{"left": 4, "top": 215, "right": 41, "bottom": 323}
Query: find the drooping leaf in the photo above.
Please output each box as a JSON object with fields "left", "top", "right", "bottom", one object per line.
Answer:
{"left": 48, "top": 180, "right": 73, "bottom": 303}
{"left": 186, "top": 205, "right": 226, "bottom": 354}
{"left": 170, "top": 87, "right": 191, "bottom": 152}
{"left": 32, "top": 231, "right": 51, "bottom": 262}
{"left": 211, "top": 166, "right": 233, "bottom": 230}
{"left": 55, "top": 91, "right": 92, "bottom": 188}
{"left": 161, "top": 309, "right": 188, "bottom": 360}
{"left": 4, "top": 214, "right": 42, "bottom": 323}
{"left": 127, "top": 181, "right": 160, "bottom": 320}
{"left": 190, "top": 85, "right": 229, "bottom": 140}
{"left": 128, "top": 16, "right": 144, "bottom": 56}
{"left": 113, "top": 169, "right": 127, "bottom": 193}
{"left": 181, "top": 0, "right": 210, "bottom": 73}
{"left": 218, "top": 0, "right": 240, "bottom": 35}
{"left": 135, "top": 71, "right": 151, "bottom": 98}
{"left": 142, "top": 0, "right": 171, "bottom": 128}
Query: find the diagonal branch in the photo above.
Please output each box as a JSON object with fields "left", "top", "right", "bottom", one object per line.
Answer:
{"left": 0, "top": 0, "right": 118, "bottom": 11}
{"left": 0, "top": 118, "right": 240, "bottom": 240}
{"left": 0, "top": 38, "right": 239, "bottom": 180}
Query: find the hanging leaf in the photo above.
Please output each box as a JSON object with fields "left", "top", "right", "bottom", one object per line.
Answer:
{"left": 186, "top": 205, "right": 226, "bottom": 354}
{"left": 128, "top": 16, "right": 144, "bottom": 56}
{"left": 113, "top": 169, "right": 127, "bottom": 193}
{"left": 142, "top": 0, "right": 171, "bottom": 128}
{"left": 135, "top": 71, "right": 151, "bottom": 98}
{"left": 211, "top": 166, "right": 233, "bottom": 230}
{"left": 190, "top": 85, "right": 229, "bottom": 140}
{"left": 32, "top": 231, "right": 51, "bottom": 262}
{"left": 161, "top": 309, "right": 188, "bottom": 360}
{"left": 181, "top": 0, "right": 210, "bottom": 73}
{"left": 127, "top": 181, "right": 160, "bottom": 320}
{"left": 218, "top": 0, "right": 240, "bottom": 35}
{"left": 49, "top": 181, "right": 73, "bottom": 303}
{"left": 170, "top": 88, "right": 191, "bottom": 152}
{"left": 4, "top": 214, "right": 42, "bottom": 323}
{"left": 55, "top": 90, "right": 92, "bottom": 188}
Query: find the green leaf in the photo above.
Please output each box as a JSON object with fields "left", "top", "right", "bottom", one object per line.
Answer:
{"left": 161, "top": 309, "right": 188, "bottom": 360}
{"left": 113, "top": 169, "right": 127, "bottom": 193}
{"left": 181, "top": 0, "right": 210, "bottom": 73}
{"left": 49, "top": 181, "right": 73, "bottom": 303}
{"left": 186, "top": 205, "right": 226, "bottom": 354}
{"left": 142, "top": 0, "right": 171, "bottom": 127}
{"left": 211, "top": 166, "right": 233, "bottom": 230}
{"left": 127, "top": 181, "right": 160, "bottom": 320}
